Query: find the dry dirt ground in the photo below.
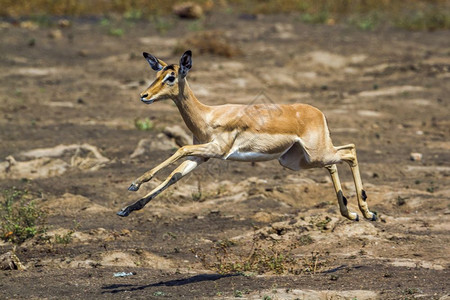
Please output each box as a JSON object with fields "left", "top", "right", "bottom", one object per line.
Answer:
{"left": 0, "top": 13, "right": 449, "bottom": 299}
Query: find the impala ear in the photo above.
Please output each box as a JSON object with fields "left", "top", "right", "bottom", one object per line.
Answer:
{"left": 179, "top": 50, "right": 192, "bottom": 78}
{"left": 143, "top": 52, "right": 167, "bottom": 71}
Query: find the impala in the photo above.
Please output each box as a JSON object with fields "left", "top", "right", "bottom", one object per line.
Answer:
{"left": 117, "top": 50, "right": 376, "bottom": 222}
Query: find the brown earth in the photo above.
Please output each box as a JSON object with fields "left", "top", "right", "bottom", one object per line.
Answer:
{"left": 0, "top": 13, "right": 449, "bottom": 299}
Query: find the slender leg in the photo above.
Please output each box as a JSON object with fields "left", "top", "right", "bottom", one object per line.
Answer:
{"left": 118, "top": 157, "right": 206, "bottom": 217}
{"left": 325, "top": 164, "right": 359, "bottom": 221}
{"left": 129, "top": 142, "right": 222, "bottom": 191}
{"left": 336, "top": 144, "right": 376, "bottom": 221}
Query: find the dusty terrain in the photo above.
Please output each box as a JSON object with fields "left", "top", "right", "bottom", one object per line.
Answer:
{"left": 0, "top": 13, "right": 449, "bottom": 299}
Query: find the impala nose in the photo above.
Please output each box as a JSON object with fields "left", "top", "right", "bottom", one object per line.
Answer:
{"left": 141, "top": 93, "right": 148, "bottom": 99}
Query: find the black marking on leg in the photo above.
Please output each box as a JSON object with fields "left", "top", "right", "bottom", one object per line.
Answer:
{"left": 362, "top": 190, "right": 367, "bottom": 201}
{"left": 337, "top": 190, "right": 348, "bottom": 206}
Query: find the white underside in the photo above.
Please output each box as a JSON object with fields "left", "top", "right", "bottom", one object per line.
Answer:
{"left": 224, "top": 151, "right": 282, "bottom": 162}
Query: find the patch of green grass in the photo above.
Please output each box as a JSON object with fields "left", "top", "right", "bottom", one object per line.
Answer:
{"left": 297, "top": 234, "right": 314, "bottom": 246}
{"left": 54, "top": 221, "right": 80, "bottom": 244}
{"left": 300, "top": 11, "right": 330, "bottom": 24}
{"left": 124, "top": 8, "right": 143, "bottom": 21}
{"left": 134, "top": 117, "right": 154, "bottom": 131}
{"left": 150, "top": 16, "right": 175, "bottom": 35}
{"left": 108, "top": 27, "right": 125, "bottom": 37}
{"left": 187, "top": 19, "right": 204, "bottom": 31}
{"left": 347, "top": 11, "right": 382, "bottom": 30}
{"left": 153, "top": 291, "right": 165, "bottom": 297}
{"left": 395, "top": 8, "right": 450, "bottom": 31}
{"left": 0, "top": 187, "right": 46, "bottom": 244}
{"left": 30, "top": 14, "right": 53, "bottom": 27}
{"left": 314, "top": 216, "right": 332, "bottom": 231}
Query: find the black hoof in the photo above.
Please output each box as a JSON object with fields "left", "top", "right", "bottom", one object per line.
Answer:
{"left": 128, "top": 183, "right": 139, "bottom": 192}
{"left": 117, "top": 208, "right": 131, "bottom": 217}
{"left": 355, "top": 214, "right": 359, "bottom": 222}
{"left": 370, "top": 212, "right": 377, "bottom": 221}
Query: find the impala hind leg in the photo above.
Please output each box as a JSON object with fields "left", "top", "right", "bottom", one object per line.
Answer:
{"left": 336, "top": 144, "right": 376, "bottom": 221}
{"left": 118, "top": 157, "right": 206, "bottom": 217}
{"left": 325, "top": 164, "right": 359, "bottom": 221}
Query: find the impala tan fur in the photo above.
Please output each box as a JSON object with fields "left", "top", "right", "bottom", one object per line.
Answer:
{"left": 117, "top": 50, "right": 376, "bottom": 221}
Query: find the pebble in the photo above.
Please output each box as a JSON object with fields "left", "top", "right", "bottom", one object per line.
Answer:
{"left": 173, "top": 2, "right": 204, "bottom": 19}
{"left": 410, "top": 152, "right": 423, "bottom": 162}
{"left": 48, "top": 29, "right": 63, "bottom": 39}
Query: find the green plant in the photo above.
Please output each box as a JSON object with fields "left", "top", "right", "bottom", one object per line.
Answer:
{"left": 99, "top": 17, "right": 110, "bottom": 27}
{"left": 54, "top": 231, "right": 74, "bottom": 244}
{"left": 314, "top": 216, "right": 332, "bottom": 231}
{"left": 153, "top": 291, "right": 165, "bottom": 297}
{"left": 348, "top": 11, "right": 381, "bottom": 30}
{"left": 191, "top": 179, "right": 203, "bottom": 201}
{"left": 124, "top": 8, "right": 142, "bottom": 21}
{"left": 134, "top": 117, "right": 154, "bottom": 130}
{"left": 395, "top": 8, "right": 450, "bottom": 31}
{"left": 297, "top": 234, "right": 313, "bottom": 246}
{"left": 0, "top": 187, "right": 46, "bottom": 244}
{"left": 187, "top": 19, "right": 204, "bottom": 31}
{"left": 108, "top": 27, "right": 125, "bottom": 37}
{"left": 150, "top": 16, "right": 175, "bottom": 35}
{"left": 30, "top": 14, "right": 53, "bottom": 27}
{"left": 54, "top": 221, "right": 80, "bottom": 244}
{"left": 300, "top": 11, "right": 329, "bottom": 24}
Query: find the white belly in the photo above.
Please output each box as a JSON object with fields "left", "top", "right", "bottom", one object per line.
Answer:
{"left": 224, "top": 151, "right": 281, "bottom": 162}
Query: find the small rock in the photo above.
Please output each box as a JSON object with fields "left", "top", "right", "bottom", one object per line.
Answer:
{"left": 120, "top": 229, "right": 131, "bottom": 236}
{"left": 329, "top": 274, "right": 339, "bottom": 281}
{"left": 269, "top": 233, "right": 282, "bottom": 240}
{"left": 173, "top": 2, "right": 203, "bottom": 19}
{"left": 48, "top": 29, "right": 63, "bottom": 39}
{"left": 0, "top": 252, "right": 25, "bottom": 270}
{"left": 78, "top": 50, "right": 88, "bottom": 57}
{"left": 58, "top": 19, "right": 71, "bottom": 28}
{"left": 248, "top": 187, "right": 259, "bottom": 196}
{"left": 410, "top": 152, "right": 423, "bottom": 162}
{"left": 20, "top": 21, "right": 38, "bottom": 30}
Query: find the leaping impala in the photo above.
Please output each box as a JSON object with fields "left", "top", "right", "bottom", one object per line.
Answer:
{"left": 117, "top": 50, "right": 376, "bottom": 222}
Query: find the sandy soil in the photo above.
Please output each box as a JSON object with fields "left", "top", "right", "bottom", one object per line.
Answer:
{"left": 0, "top": 13, "right": 449, "bottom": 299}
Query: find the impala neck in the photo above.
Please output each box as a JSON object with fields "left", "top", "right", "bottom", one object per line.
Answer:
{"left": 173, "top": 80, "right": 210, "bottom": 141}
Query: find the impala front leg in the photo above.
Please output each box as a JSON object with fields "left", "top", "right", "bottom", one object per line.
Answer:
{"left": 118, "top": 157, "right": 207, "bottom": 217}
{"left": 128, "top": 142, "right": 223, "bottom": 191}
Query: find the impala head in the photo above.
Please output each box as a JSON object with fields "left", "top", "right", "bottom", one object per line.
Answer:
{"left": 140, "top": 50, "right": 192, "bottom": 104}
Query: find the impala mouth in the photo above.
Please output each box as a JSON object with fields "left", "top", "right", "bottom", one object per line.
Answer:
{"left": 141, "top": 97, "right": 154, "bottom": 104}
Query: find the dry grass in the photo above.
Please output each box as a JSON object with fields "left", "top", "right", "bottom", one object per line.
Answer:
{"left": 191, "top": 233, "right": 325, "bottom": 275}
{"left": 0, "top": 1, "right": 448, "bottom": 30}
{"left": 0, "top": 0, "right": 210, "bottom": 18}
